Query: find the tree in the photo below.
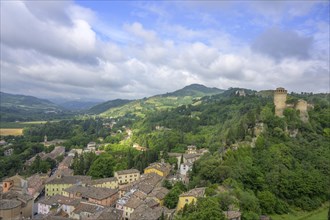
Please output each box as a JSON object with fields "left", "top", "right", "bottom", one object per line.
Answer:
{"left": 87, "top": 155, "right": 115, "bottom": 178}
{"left": 257, "top": 191, "right": 276, "bottom": 214}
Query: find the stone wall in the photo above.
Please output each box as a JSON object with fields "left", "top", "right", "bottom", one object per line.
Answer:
{"left": 295, "top": 99, "right": 309, "bottom": 122}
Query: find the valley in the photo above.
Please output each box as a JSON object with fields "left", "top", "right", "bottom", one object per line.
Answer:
{"left": 0, "top": 85, "right": 329, "bottom": 220}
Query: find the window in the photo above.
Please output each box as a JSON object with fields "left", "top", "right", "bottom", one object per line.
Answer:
{"left": 185, "top": 199, "right": 189, "bottom": 203}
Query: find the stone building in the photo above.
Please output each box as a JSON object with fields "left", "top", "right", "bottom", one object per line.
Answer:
{"left": 273, "top": 87, "right": 310, "bottom": 122}
{"left": 274, "top": 87, "right": 287, "bottom": 117}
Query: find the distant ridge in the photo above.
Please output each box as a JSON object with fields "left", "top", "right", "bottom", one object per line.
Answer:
{"left": 88, "top": 99, "right": 133, "bottom": 114}
{"left": 160, "top": 84, "right": 224, "bottom": 97}
{"left": 0, "top": 92, "right": 66, "bottom": 122}
{"left": 99, "top": 84, "right": 224, "bottom": 117}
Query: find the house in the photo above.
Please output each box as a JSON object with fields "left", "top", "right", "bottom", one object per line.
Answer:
{"left": 147, "top": 187, "right": 169, "bottom": 206}
{"left": 183, "top": 153, "right": 200, "bottom": 164}
{"left": 68, "top": 149, "right": 83, "bottom": 157}
{"left": 45, "top": 175, "right": 91, "bottom": 196}
{"left": 87, "top": 142, "right": 96, "bottom": 150}
{"left": 176, "top": 187, "right": 205, "bottom": 211}
{"left": 2, "top": 174, "right": 28, "bottom": 193}
{"left": 47, "top": 146, "right": 65, "bottom": 160}
{"left": 224, "top": 210, "right": 241, "bottom": 220}
{"left": 43, "top": 138, "right": 66, "bottom": 147}
{"left": 123, "top": 196, "right": 144, "bottom": 219}
{"left": 180, "top": 162, "right": 193, "bottom": 176}
{"left": 114, "top": 169, "right": 140, "bottom": 185}
{"left": 93, "top": 207, "right": 123, "bottom": 220}
{"left": 4, "top": 148, "right": 13, "bottom": 156}
{"left": 130, "top": 204, "right": 172, "bottom": 220}
{"left": 0, "top": 199, "right": 22, "bottom": 220}
{"left": 70, "top": 202, "right": 104, "bottom": 219}
{"left": 37, "top": 194, "right": 80, "bottom": 215}
{"left": 27, "top": 173, "right": 48, "bottom": 199}
{"left": 144, "top": 162, "right": 171, "bottom": 177}
{"left": 90, "top": 177, "right": 118, "bottom": 189}
{"left": 186, "top": 145, "right": 197, "bottom": 154}
{"left": 58, "top": 156, "right": 74, "bottom": 170}
{"left": 63, "top": 185, "right": 119, "bottom": 207}
{"left": 1, "top": 190, "right": 34, "bottom": 219}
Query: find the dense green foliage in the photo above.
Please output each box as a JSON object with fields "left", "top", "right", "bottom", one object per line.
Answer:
{"left": 177, "top": 197, "right": 226, "bottom": 220}
{"left": 1, "top": 87, "right": 328, "bottom": 219}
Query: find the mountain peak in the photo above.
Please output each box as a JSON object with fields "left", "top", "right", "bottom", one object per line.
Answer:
{"left": 166, "top": 84, "right": 224, "bottom": 97}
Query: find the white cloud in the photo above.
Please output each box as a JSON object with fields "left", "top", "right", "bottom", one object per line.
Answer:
{"left": 0, "top": 0, "right": 329, "bottom": 101}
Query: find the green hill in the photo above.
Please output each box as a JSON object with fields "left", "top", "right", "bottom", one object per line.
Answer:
{"left": 161, "top": 84, "right": 224, "bottom": 97}
{"left": 0, "top": 92, "right": 68, "bottom": 122}
{"left": 99, "top": 84, "right": 224, "bottom": 118}
{"left": 88, "top": 99, "right": 133, "bottom": 114}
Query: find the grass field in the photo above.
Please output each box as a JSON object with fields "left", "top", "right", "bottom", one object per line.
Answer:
{"left": 271, "top": 203, "right": 329, "bottom": 220}
{"left": 0, "top": 128, "right": 23, "bottom": 136}
{"left": 0, "top": 120, "right": 57, "bottom": 129}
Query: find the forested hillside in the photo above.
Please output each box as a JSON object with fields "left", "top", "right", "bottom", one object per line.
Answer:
{"left": 131, "top": 91, "right": 330, "bottom": 218}
{"left": 0, "top": 92, "right": 71, "bottom": 122}
{"left": 1, "top": 89, "right": 329, "bottom": 219}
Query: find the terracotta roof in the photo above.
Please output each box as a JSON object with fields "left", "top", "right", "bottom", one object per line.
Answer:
{"left": 73, "top": 202, "right": 104, "bottom": 214}
{"left": 144, "top": 162, "right": 171, "bottom": 174}
{"left": 90, "top": 177, "right": 118, "bottom": 185}
{"left": 0, "top": 199, "right": 21, "bottom": 210}
{"left": 2, "top": 190, "right": 33, "bottom": 203}
{"left": 95, "top": 207, "right": 123, "bottom": 220}
{"left": 148, "top": 187, "right": 169, "bottom": 200}
{"left": 135, "top": 182, "right": 153, "bottom": 194}
{"left": 183, "top": 153, "right": 200, "bottom": 159}
{"left": 130, "top": 204, "right": 169, "bottom": 220}
{"left": 180, "top": 187, "right": 205, "bottom": 198}
{"left": 132, "top": 190, "right": 147, "bottom": 200}
{"left": 39, "top": 194, "right": 80, "bottom": 206}
{"left": 115, "top": 169, "right": 140, "bottom": 175}
{"left": 64, "top": 185, "right": 118, "bottom": 200}
{"left": 125, "top": 196, "right": 144, "bottom": 209}
{"left": 46, "top": 175, "right": 91, "bottom": 185}
{"left": 58, "top": 156, "right": 74, "bottom": 168}
{"left": 144, "top": 197, "right": 159, "bottom": 208}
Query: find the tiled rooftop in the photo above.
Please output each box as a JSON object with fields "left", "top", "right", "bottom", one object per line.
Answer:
{"left": 180, "top": 187, "right": 205, "bottom": 198}
{"left": 115, "top": 169, "right": 140, "bottom": 175}
{"left": 64, "top": 185, "right": 118, "bottom": 200}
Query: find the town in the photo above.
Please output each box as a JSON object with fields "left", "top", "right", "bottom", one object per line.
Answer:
{"left": 0, "top": 140, "right": 241, "bottom": 220}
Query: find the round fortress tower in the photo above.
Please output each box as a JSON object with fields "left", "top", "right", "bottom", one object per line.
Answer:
{"left": 274, "top": 87, "right": 287, "bottom": 117}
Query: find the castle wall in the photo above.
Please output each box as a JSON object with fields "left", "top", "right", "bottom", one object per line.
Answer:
{"left": 295, "top": 100, "right": 309, "bottom": 122}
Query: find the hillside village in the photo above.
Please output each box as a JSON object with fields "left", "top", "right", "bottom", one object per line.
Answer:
{"left": 0, "top": 86, "right": 328, "bottom": 220}
{"left": 0, "top": 143, "right": 219, "bottom": 220}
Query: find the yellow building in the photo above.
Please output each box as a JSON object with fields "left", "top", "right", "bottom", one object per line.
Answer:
{"left": 114, "top": 169, "right": 140, "bottom": 185}
{"left": 144, "top": 162, "right": 171, "bottom": 177}
{"left": 176, "top": 187, "right": 205, "bottom": 211}
{"left": 90, "top": 177, "right": 118, "bottom": 189}
{"left": 45, "top": 175, "right": 91, "bottom": 196}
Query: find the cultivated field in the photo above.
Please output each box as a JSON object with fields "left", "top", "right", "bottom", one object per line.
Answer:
{"left": 0, "top": 128, "right": 23, "bottom": 136}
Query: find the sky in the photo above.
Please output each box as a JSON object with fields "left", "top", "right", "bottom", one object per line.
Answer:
{"left": 1, "top": 1, "right": 329, "bottom": 101}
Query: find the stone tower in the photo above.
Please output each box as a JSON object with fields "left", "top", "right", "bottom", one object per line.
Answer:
{"left": 274, "top": 87, "right": 287, "bottom": 117}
